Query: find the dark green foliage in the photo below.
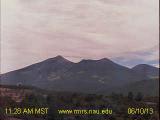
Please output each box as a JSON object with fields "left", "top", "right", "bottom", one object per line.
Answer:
{"left": 0, "top": 96, "right": 16, "bottom": 107}
{"left": 22, "top": 94, "right": 46, "bottom": 107}
{"left": 135, "top": 92, "right": 143, "bottom": 101}
{"left": 128, "top": 92, "right": 134, "bottom": 101}
{"left": 46, "top": 95, "right": 56, "bottom": 120}
{"left": 84, "top": 95, "right": 94, "bottom": 102}
{"left": 1, "top": 85, "right": 159, "bottom": 120}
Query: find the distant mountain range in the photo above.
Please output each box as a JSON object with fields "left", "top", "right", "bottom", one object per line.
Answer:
{"left": 0, "top": 55, "right": 159, "bottom": 96}
{"left": 132, "top": 64, "right": 159, "bottom": 78}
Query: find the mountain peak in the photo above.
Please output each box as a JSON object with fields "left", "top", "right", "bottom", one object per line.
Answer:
{"left": 78, "top": 58, "right": 114, "bottom": 64}
{"left": 132, "top": 64, "right": 159, "bottom": 78}
{"left": 99, "top": 58, "right": 113, "bottom": 62}
{"left": 132, "top": 64, "right": 158, "bottom": 69}
{"left": 54, "top": 55, "right": 65, "bottom": 60}
{"left": 46, "top": 55, "right": 72, "bottom": 64}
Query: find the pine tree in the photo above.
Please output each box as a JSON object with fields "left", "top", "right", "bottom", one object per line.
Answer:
{"left": 128, "top": 92, "right": 134, "bottom": 101}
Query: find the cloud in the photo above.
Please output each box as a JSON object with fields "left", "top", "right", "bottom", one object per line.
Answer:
{"left": 1, "top": 0, "right": 159, "bottom": 73}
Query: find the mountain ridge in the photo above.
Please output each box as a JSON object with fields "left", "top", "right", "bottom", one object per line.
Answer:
{"left": 0, "top": 55, "right": 159, "bottom": 96}
{"left": 132, "top": 64, "right": 159, "bottom": 78}
{"left": 1, "top": 56, "right": 159, "bottom": 75}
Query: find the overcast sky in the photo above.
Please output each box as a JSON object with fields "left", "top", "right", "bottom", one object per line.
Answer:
{"left": 1, "top": 0, "right": 159, "bottom": 73}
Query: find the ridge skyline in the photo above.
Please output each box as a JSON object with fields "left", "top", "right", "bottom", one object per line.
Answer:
{"left": 1, "top": 55, "right": 159, "bottom": 74}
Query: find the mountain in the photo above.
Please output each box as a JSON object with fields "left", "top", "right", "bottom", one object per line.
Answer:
{"left": 0, "top": 56, "right": 159, "bottom": 96}
{"left": 116, "top": 78, "right": 159, "bottom": 96}
{"left": 0, "top": 56, "right": 74, "bottom": 87}
{"left": 132, "top": 64, "right": 159, "bottom": 78}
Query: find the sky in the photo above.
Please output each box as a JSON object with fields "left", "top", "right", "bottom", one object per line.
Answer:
{"left": 1, "top": 0, "right": 159, "bottom": 73}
